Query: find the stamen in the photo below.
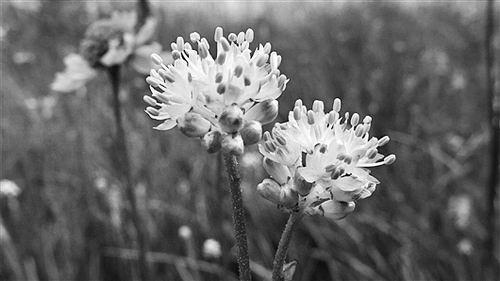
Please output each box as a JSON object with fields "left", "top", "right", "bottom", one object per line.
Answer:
{"left": 216, "top": 52, "right": 226, "bottom": 65}
{"left": 307, "top": 110, "right": 315, "bottom": 125}
{"left": 143, "top": 95, "right": 158, "bottom": 107}
{"left": 159, "top": 69, "right": 175, "bottom": 83}
{"left": 245, "top": 28, "right": 254, "bottom": 42}
{"left": 355, "top": 125, "right": 364, "bottom": 137}
{"left": 333, "top": 98, "right": 341, "bottom": 112}
{"left": 263, "top": 131, "right": 271, "bottom": 141}
{"left": 190, "top": 32, "right": 200, "bottom": 42}
{"left": 234, "top": 65, "right": 243, "bottom": 77}
{"left": 295, "top": 99, "right": 303, "bottom": 108}
{"left": 145, "top": 106, "right": 160, "bottom": 116}
{"left": 215, "top": 72, "right": 223, "bottom": 83}
{"left": 276, "top": 135, "right": 287, "bottom": 146}
{"left": 228, "top": 33, "right": 237, "bottom": 42}
{"left": 172, "top": 50, "right": 181, "bottom": 60}
{"left": 263, "top": 42, "right": 271, "bottom": 54}
{"left": 328, "top": 111, "right": 338, "bottom": 124}
{"left": 244, "top": 77, "right": 251, "bottom": 86}
{"left": 293, "top": 107, "right": 301, "bottom": 120}
{"left": 220, "top": 37, "right": 230, "bottom": 52}
{"left": 384, "top": 154, "right": 396, "bottom": 165}
{"left": 237, "top": 32, "right": 245, "bottom": 44}
{"left": 351, "top": 113, "right": 359, "bottom": 127}
{"left": 363, "top": 116, "right": 372, "bottom": 124}
{"left": 265, "top": 141, "right": 276, "bottom": 152}
{"left": 214, "top": 27, "right": 223, "bottom": 42}
{"left": 146, "top": 76, "right": 162, "bottom": 87}
{"left": 176, "top": 37, "right": 184, "bottom": 52}
{"left": 367, "top": 148, "right": 378, "bottom": 159}
{"left": 325, "top": 164, "right": 337, "bottom": 173}
{"left": 217, "top": 84, "right": 226, "bottom": 94}
{"left": 256, "top": 54, "right": 269, "bottom": 67}
{"left": 378, "top": 136, "right": 390, "bottom": 147}
{"left": 312, "top": 100, "right": 324, "bottom": 113}
{"left": 151, "top": 54, "right": 163, "bottom": 66}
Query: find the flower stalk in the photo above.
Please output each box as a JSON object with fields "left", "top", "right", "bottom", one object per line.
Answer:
{"left": 108, "top": 65, "right": 150, "bottom": 281}
{"left": 223, "top": 153, "right": 252, "bottom": 281}
{"left": 272, "top": 211, "right": 303, "bottom": 281}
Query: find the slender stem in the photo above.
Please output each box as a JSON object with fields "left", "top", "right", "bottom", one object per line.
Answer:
{"left": 223, "top": 153, "right": 252, "bottom": 281}
{"left": 108, "top": 66, "right": 150, "bottom": 281}
{"left": 484, "top": 0, "right": 499, "bottom": 277}
{"left": 272, "top": 211, "right": 303, "bottom": 281}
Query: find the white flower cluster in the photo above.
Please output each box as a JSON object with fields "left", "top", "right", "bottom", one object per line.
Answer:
{"left": 52, "top": 11, "right": 168, "bottom": 93}
{"left": 257, "top": 98, "right": 395, "bottom": 220}
{"left": 144, "top": 27, "right": 288, "bottom": 155}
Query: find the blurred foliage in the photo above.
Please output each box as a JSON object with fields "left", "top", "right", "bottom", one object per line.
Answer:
{"left": 1, "top": 1, "right": 499, "bottom": 281}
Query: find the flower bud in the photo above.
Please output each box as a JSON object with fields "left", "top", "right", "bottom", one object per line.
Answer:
{"left": 177, "top": 113, "right": 211, "bottom": 137}
{"left": 263, "top": 158, "right": 290, "bottom": 185}
{"left": 293, "top": 173, "right": 312, "bottom": 196}
{"left": 240, "top": 121, "right": 262, "bottom": 145}
{"left": 244, "top": 99, "right": 279, "bottom": 125}
{"left": 318, "top": 200, "right": 355, "bottom": 220}
{"left": 221, "top": 134, "right": 244, "bottom": 155}
{"left": 202, "top": 130, "right": 222, "bottom": 153}
{"left": 219, "top": 105, "right": 244, "bottom": 133}
{"left": 257, "top": 179, "right": 298, "bottom": 208}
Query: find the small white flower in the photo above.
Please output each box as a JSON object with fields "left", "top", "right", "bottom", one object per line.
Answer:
{"left": 203, "top": 238, "right": 222, "bottom": 258}
{"left": 51, "top": 54, "right": 96, "bottom": 93}
{"left": 178, "top": 225, "right": 193, "bottom": 240}
{"left": 258, "top": 98, "right": 395, "bottom": 219}
{"left": 0, "top": 179, "right": 21, "bottom": 197}
{"left": 144, "top": 27, "right": 287, "bottom": 154}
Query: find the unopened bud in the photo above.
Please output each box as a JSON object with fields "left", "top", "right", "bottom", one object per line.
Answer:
{"left": 219, "top": 105, "right": 244, "bottom": 133}
{"left": 202, "top": 130, "right": 222, "bottom": 153}
{"left": 240, "top": 121, "right": 262, "bottom": 145}
{"left": 293, "top": 173, "right": 312, "bottom": 196}
{"left": 177, "top": 113, "right": 211, "bottom": 137}
{"left": 318, "top": 200, "right": 355, "bottom": 220}
{"left": 221, "top": 133, "right": 244, "bottom": 155}
{"left": 244, "top": 99, "right": 278, "bottom": 125}
{"left": 257, "top": 179, "right": 297, "bottom": 208}
{"left": 263, "top": 158, "right": 290, "bottom": 185}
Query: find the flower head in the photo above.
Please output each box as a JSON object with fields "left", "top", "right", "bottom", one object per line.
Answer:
{"left": 52, "top": 11, "right": 168, "bottom": 93}
{"left": 144, "top": 27, "right": 288, "bottom": 155}
{"left": 258, "top": 98, "right": 395, "bottom": 219}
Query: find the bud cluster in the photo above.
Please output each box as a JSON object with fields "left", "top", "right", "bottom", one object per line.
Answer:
{"left": 144, "top": 27, "right": 287, "bottom": 155}
{"left": 257, "top": 98, "right": 395, "bottom": 220}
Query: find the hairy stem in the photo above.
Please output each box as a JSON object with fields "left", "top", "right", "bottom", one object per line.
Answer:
{"left": 108, "top": 66, "right": 150, "bottom": 281}
{"left": 223, "top": 153, "right": 252, "bottom": 281}
{"left": 272, "top": 211, "right": 303, "bottom": 281}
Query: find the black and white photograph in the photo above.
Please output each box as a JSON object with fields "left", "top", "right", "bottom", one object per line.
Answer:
{"left": 1, "top": 1, "right": 499, "bottom": 280}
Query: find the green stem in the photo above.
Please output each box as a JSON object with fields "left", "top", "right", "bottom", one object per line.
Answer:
{"left": 223, "top": 153, "right": 252, "bottom": 281}
{"left": 272, "top": 211, "right": 303, "bottom": 281}
{"left": 108, "top": 66, "right": 150, "bottom": 281}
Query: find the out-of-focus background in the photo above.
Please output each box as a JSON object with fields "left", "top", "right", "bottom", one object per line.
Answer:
{"left": 1, "top": 1, "right": 499, "bottom": 280}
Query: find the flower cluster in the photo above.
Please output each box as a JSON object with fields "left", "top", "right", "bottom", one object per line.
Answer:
{"left": 143, "top": 27, "right": 288, "bottom": 155}
{"left": 52, "top": 11, "right": 168, "bottom": 93}
{"left": 257, "top": 98, "right": 395, "bottom": 220}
